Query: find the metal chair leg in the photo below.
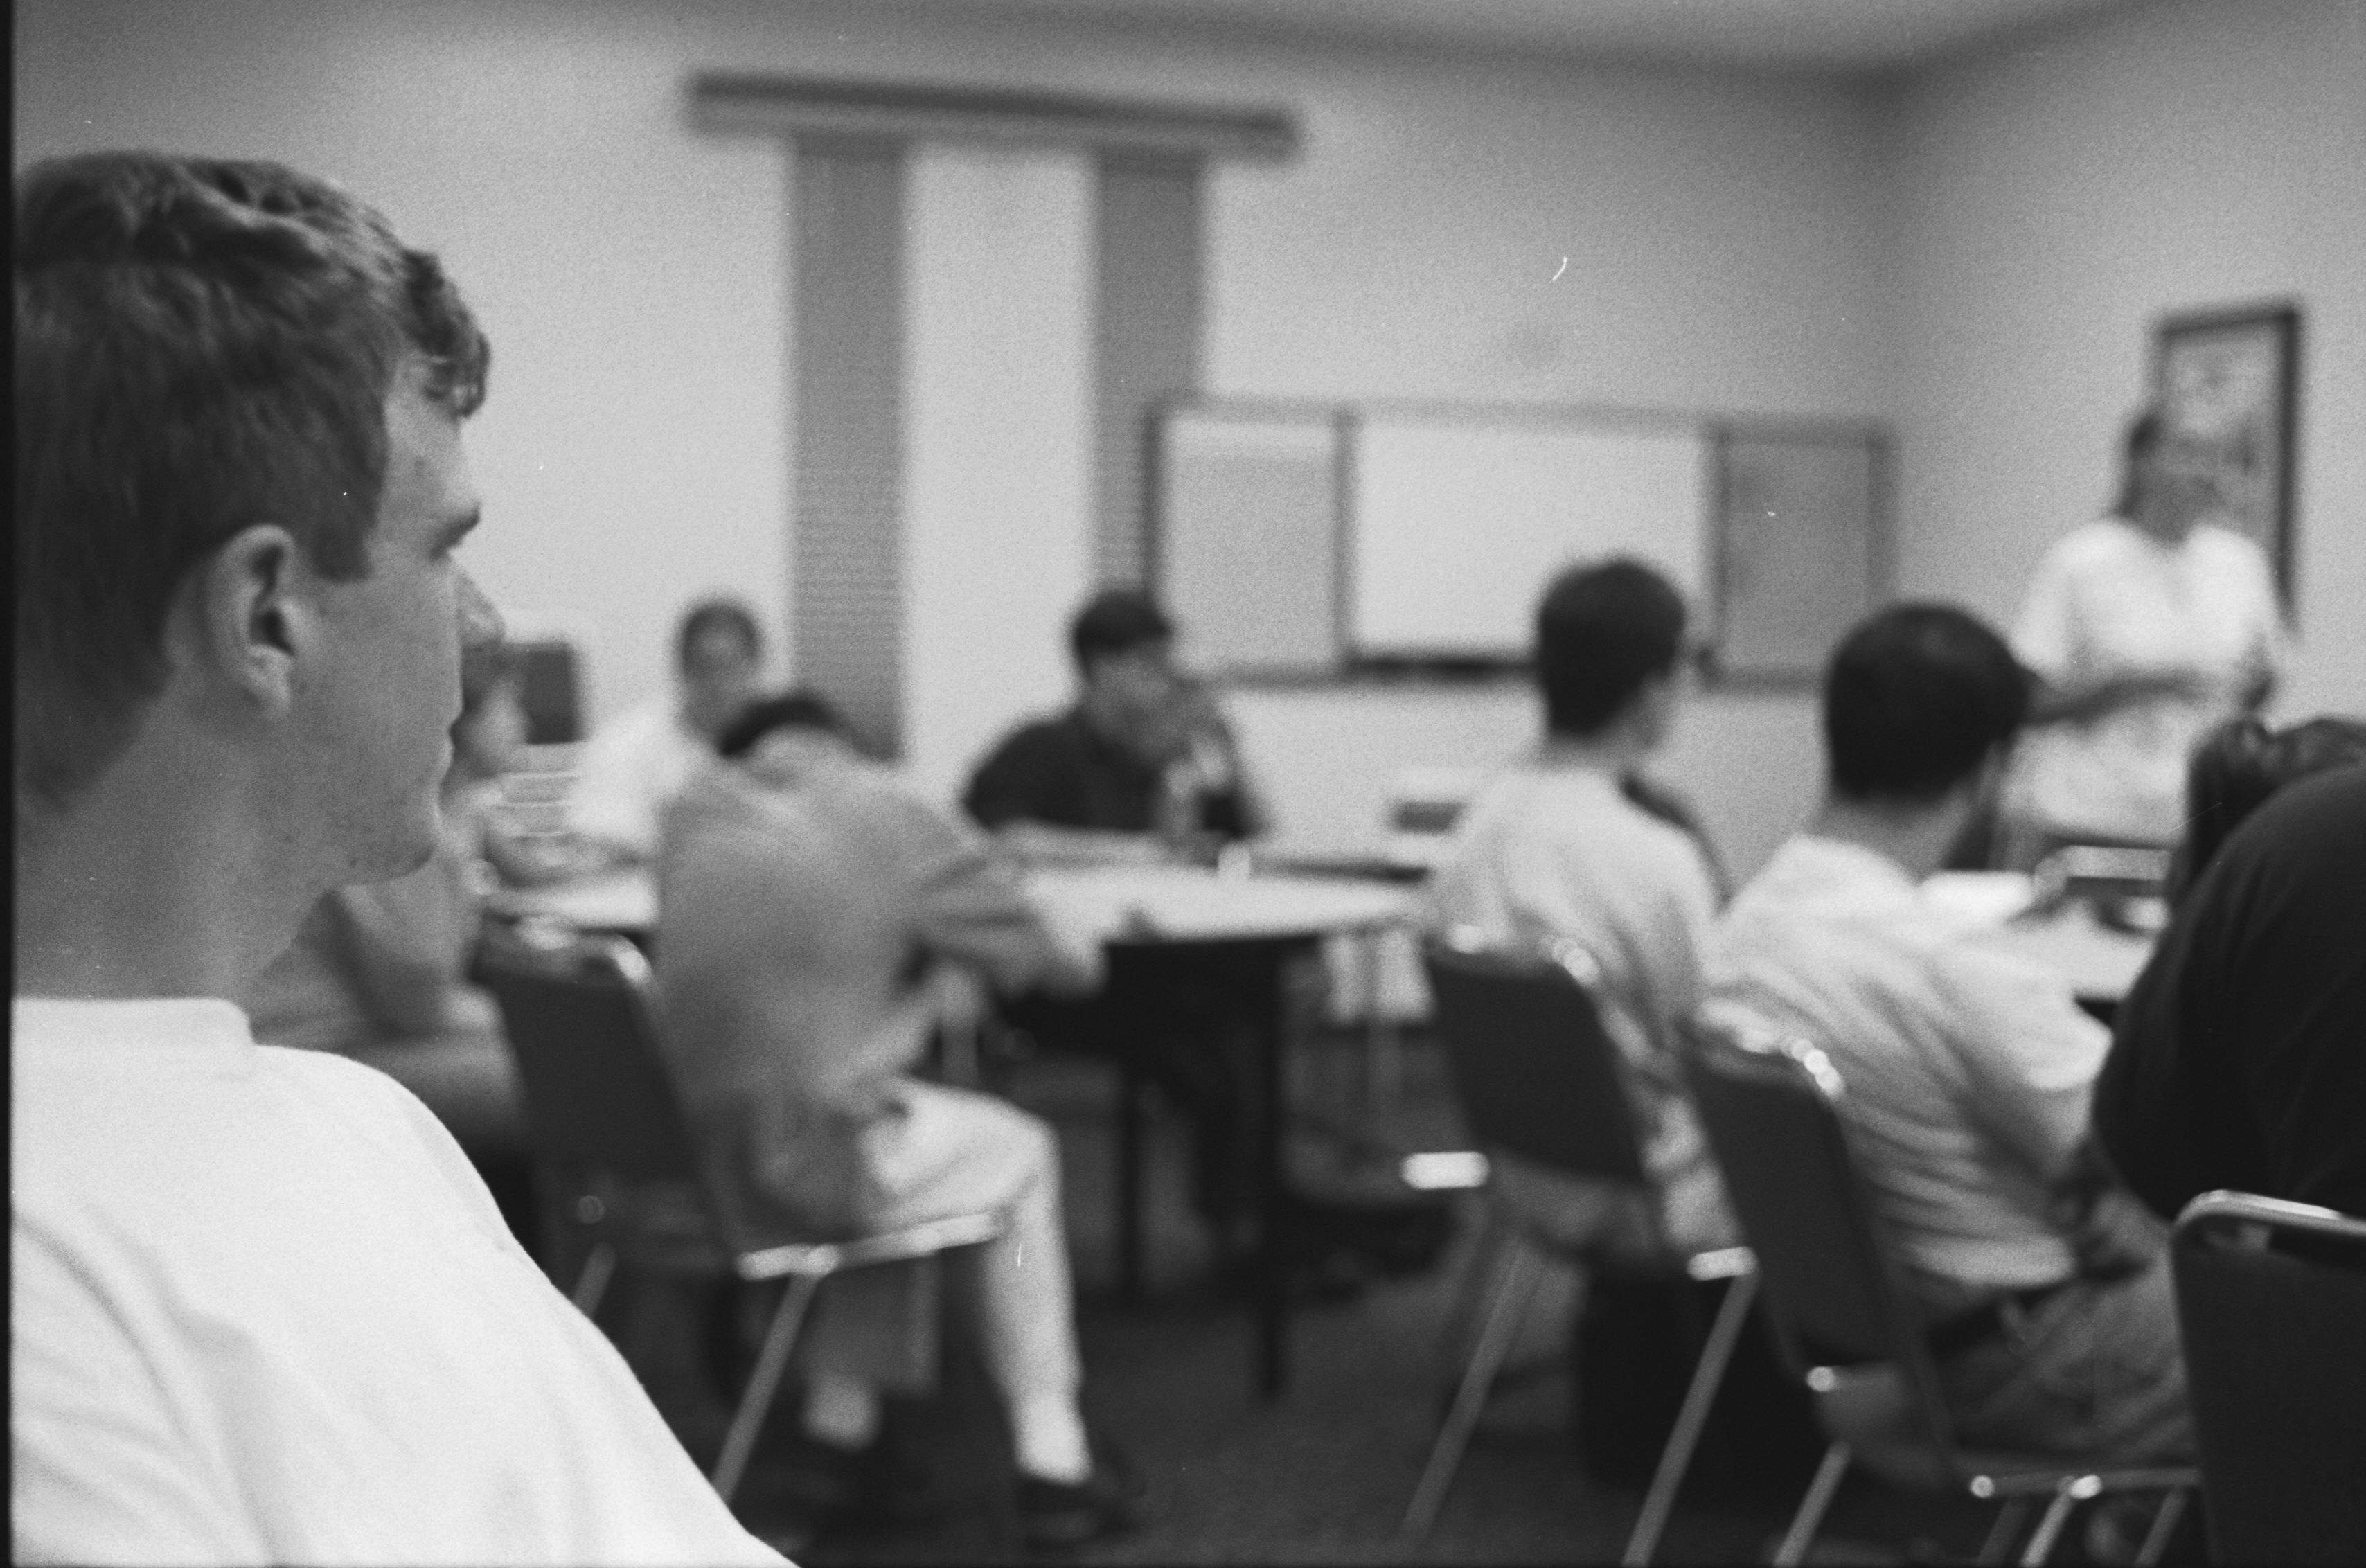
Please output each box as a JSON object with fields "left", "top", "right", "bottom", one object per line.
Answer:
{"left": 1432, "top": 1206, "right": 1513, "bottom": 1375}
{"left": 2133, "top": 1486, "right": 2189, "bottom": 1567}
{"left": 1404, "top": 1242, "right": 1544, "bottom": 1538}
{"left": 1977, "top": 1496, "right": 2036, "bottom": 1565}
{"left": 571, "top": 1241, "right": 618, "bottom": 1318}
{"left": 1773, "top": 1440, "right": 1852, "bottom": 1566}
{"left": 1623, "top": 1269, "right": 1759, "bottom": 1566}
{"left": 711, "top": 1272, "right": 822, "bottom": 1504}
{"left": 2018, "top": 1478, "right": 2086, "bottom": 1566}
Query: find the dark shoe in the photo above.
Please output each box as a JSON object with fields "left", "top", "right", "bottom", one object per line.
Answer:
{"left": 1017, "top": 1460, "right": 1146, "bottom": 1551}
{"left": 774, "top": 1432, "right": 948, "bottom": 1528}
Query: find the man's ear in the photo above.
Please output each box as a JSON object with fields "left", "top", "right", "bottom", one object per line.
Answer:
{"left": 174, "top": 524, "right": 311, "bottom": 717}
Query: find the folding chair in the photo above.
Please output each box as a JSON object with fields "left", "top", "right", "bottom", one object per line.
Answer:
{"left": 479, "top": 920, "right": 1006, "bottom": 1504}
{"left": 2172, "top": 1191, "right": 2366, "bottom": 1565}
{"left": 1682, "top": 1008, "right": 2194, "bottom": 1566}
{"left": 1403, "top": 936, "right": 1756, "bottom": 1565}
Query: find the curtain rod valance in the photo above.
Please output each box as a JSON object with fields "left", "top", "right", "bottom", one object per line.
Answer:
{"left": 690, "top": 72, "right": 1297, "bottom": 161}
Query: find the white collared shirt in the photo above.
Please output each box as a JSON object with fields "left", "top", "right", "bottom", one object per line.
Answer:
{"left": 1714, "top": 837, "right": 2108, "bottom": 1307}
{"left": 10, "top": 997, "right": 782, "bottom": 1567}
{"left": 1427, "top": 759, "right": 1732, "bottom": 1251}
{"left": 2011, "top": 516, "right": 2287, "bottom": 843}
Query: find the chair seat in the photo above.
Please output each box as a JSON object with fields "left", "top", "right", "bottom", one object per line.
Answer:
{"left": 736, "top": 1209, "right": 1009, "bottom": 1281}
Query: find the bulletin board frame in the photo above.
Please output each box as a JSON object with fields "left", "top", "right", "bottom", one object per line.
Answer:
{"left": 2151, "top": 301, "right": 2302, "bottom": 612}
{"left": 1145, "top": 393, "right": 1890, "bottom": 692}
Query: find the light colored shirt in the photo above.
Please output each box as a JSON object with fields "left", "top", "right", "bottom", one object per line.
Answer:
{"left": 569, "top": 697, "right": 715, "bottom": 861}
{"left": 1714, "top": 837, "right": 2109, "bottom": 1310}
{"left": 1427, "top": 758, "right": 1733, "bottom": 1252}
{"left": 10, "top": 997, "right": 783, "bottom": 1567}
{"left": 2011, "top": 516, "right": 2286, "bottom": 842}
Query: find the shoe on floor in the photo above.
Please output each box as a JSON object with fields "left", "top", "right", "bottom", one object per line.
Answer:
{"left": 1016, "top": 1459, "right": 1146, "bottom": 1550}
{"left": 772, "top": 1432, "right": 947, "bottom": 1527}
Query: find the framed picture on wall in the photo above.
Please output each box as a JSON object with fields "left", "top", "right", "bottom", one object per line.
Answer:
{"left": 2151, "top": 301, "right": 2302, "bottom": 607}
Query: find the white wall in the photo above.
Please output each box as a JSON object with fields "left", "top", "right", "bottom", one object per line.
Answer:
{"left": 903, "top": 146, "right": 1096, "bottom": 803}
{"left": 15, "top": 0, "right": 1880, "bottom": 867}
{"left": 1885, "top": 0, "right": 2366, "bottom": 716}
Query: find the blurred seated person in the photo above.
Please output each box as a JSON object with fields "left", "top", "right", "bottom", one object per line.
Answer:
{"left": 247, "top": 639, "right": 529, "bottom": 1186}
{"left": 1428, "top": 558, "right": 1737, "bottom": 1256}
{"left": 1716, "top": 605, "right": 2189, "bottom": 1464}
{"left": 2002, "top": 405, "right": 2288, "bottom": 861}
{"left": 963, "top": 589, "right": 1263, "bottom": 864}
{"left": 2092, "top": 718, "right": 2366, "bottom": 1222}
{"left": 568, "top": 596, "right": 764, "bottom": 865}
{"left": 657, "top": 692, "right": 1139, "bottom": 1547}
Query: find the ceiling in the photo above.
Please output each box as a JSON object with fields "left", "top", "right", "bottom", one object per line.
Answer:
{"left": 898, "top": 0, "right": 2157, "bottom": 72}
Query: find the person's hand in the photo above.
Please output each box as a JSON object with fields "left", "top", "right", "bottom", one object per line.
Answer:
{"left": 918, "top": 961, "right": 994, "bottom": 1033}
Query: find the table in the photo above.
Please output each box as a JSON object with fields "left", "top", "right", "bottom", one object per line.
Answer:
{"left": 1925, "top": 871, "right": 2157, "bottom": 1012}
{"left": 1024, "top": 866, "right": 1422, "bottom": 1398}
{"left": 495, "top": 861, "right": 1421, "bottom": 1398}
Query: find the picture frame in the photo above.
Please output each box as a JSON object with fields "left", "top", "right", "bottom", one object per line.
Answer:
{"left": 2151, "top": 301, "right": 2302, "bottom": 608}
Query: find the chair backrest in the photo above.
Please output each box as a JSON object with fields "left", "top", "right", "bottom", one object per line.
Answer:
{"left": 1421, "top": 938, "right": 1648, "bottom": 1186}
{"left": 477, "top": 920, "right": 701, "bottom": 1182}
{"left": 1682, "top": 1008, "right": 1951, "bottom": 1446}
{"left": 2172, "top": 1191, "right": 2366, "bottom": 1565}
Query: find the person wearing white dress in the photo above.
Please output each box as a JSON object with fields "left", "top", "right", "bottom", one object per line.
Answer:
{"left": 2006, "top": 406, "right": 2289, "bottom": 853}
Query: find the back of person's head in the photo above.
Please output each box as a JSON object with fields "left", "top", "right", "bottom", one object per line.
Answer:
{"left": 1533, "top": 558, "right": 1687, "bottom": 738}
{"left": 2112, "top": 402, "right": 2177, "bottom": 517}
{"left": 675, "top": 597, "right": 763, "bottom": 668}
{"left": 1068, "top": 589, "right": 1173, "bottom": 673}
{"left": 1824, "top": 604, "right": 2029, "bottom": 805}
{"left": 716, "top": 689, "right": 850, "bottom": 760}
{"left": 15, "top": 151, "right": 490, "bottom": 813}
{"left": 2174, "top": 715, "right": 2366, "bottom": 903}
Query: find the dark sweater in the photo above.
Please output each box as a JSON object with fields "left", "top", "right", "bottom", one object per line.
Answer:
{"left": 2092, "top": 766, "right": 2366, "bottom": 1221}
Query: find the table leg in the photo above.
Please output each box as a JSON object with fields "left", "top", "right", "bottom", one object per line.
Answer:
{"left": 1257, "top": 952, "right": 1290, "bottom": 1399}
{"left": 1118, "top": 1049, "right": 1146, "bottom": 1304}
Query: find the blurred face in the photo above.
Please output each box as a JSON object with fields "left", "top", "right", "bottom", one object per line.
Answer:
{"left": 680, "top": 627, "right": 761, "bottom": 738}
{"left": 305, "top": 371, "right": 501, "bottom": 882}
{"left": 453, "top": 675, "right": 528, "bottom": 782}
{"left": 2132, "top": 431, "right": 2221, "bottom": 541}
{"left": 1081, "top": 641, "right": 1180, "bottom": 751}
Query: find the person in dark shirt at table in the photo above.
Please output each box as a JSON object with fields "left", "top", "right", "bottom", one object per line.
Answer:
{"left": 965, "top": 589, "right": 1262, "bottom": 862}
{"left": 965, "top": 591, "right": 1438, "bottom": 1292}
{"left": 2091, "top": 719, "right": 2366, "bottom": 1222}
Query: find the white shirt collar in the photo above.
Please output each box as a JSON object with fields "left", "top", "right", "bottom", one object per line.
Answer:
{"left": 13, "top": 995, "right": 258, "bottom": 1060}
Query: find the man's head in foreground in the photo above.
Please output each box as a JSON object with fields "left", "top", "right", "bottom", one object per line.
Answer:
{"left": 1820, "top": 603, "right": 2029, "bottom": 857}
{"left": 1534, "top": 558, "right": 1690, "bottom": 756}
{"left": 15, "top": 151, "right": 499, "bottom": 990}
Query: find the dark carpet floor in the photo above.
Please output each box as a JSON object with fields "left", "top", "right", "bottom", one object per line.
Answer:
{"left": 648, "top": 1032, "right": 2024, "bottom": 1565}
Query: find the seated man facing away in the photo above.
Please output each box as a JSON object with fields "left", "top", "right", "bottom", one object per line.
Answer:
{"left": 569, "top": 595, "right": 765, "bottom": 865}
{"left": 1428, "top": 558, "right": 1737, "bottom": 1256}
{"left": 964, "top": 588, "right": 1263, "bottom": 863}
{"left": 657, "top": 693, "right": 1138, "bottom": 1549}
{"left": 2092, "top": 720, "right": 2366, "bottom": 1222}
{"left": 12, "top": 152, "right": 776, "bottom": 1563}
{"left": 1715, "top": 604, "right": 2190, "bottom": 1464}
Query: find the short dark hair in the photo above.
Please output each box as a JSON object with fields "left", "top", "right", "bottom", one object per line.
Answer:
{"left": 2112, "top": 403, "right": 2171, "bottom": 517}
{"left": 15, "top": 151, "right": 490, "bottom": 810}
{"left": 2175, "top": 715, "right": 2366, "bottom": 903}
{"left": 1534, "top": 559, "right": 1687, "bottom": 738}
{"left": 1823, "top": 604, "right": 2029, "bottom": 804}
{"left": 1069, "top": 589, "right": 1173, "bottom": 672}
{"left": 675, "top": 597, "right": 763, "bottom": 668}
{"left": 716, "top": 688, "right": 849, "bottom": 760}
